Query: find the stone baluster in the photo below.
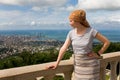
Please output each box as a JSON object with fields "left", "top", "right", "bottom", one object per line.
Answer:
{"left": 110, "top": 61, "right": 118, "bottom": 80}
{"left": 100, "top": 60, "right": 108, "bottom": 80}
{"left": 118, "top": 62, "right": 120, "bottom": 80}
{"left": 64, "top": 71, "right": 73, "bottom": 80}
{"left": 44, "top": 75, "right": 55, "bottom": 80}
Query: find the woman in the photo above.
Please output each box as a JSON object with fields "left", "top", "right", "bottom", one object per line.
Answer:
{"left": 46, "top": 9, "right": 110, "bottom": 80}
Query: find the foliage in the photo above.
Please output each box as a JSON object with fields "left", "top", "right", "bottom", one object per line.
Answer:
{"left": 106, "top": 75, "right": 110, "bottom": 80}
{"left": 0, "top": 47, "right": 72, "bottom": 69}
{"left": 53, "top": 75, "right": 64, "bottom": 80}
{"left": 0, "top": 42, "right": 120, "bottom": 70}
{"left": 93, "top": 42, "right": 120, "bottom": 53}
{"left": 40, "top": 75, "right": 64, "bottom": 80}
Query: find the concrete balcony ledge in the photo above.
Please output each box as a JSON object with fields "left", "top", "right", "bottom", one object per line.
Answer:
{"left": 0, "top": 59, "right": 73, "bottom": 80}
{"left": 0, "top": 51, "right": 120, "bottom": 80}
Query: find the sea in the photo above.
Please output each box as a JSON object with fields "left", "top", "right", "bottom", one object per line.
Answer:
{"left": 0, "top": 29, "right": 120, "bottom": 42}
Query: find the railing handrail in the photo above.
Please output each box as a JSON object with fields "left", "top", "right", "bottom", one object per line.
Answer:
{"left": 102, "top": 51, "right": 120, "bottom": 59}
{"left": 100, "top": 51, "right": 120, "bottom": 80}
{"left": 100, "top": 51, "right": 120, "bottom": 66}
{"left": 0, "top": 59, "right": 73, "bottom": 79}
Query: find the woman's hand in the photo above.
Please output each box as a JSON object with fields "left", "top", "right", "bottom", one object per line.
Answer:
{"left": 87, "top": 52, "right": 102, "bottom": 59}
{"left": 46, "top": 62, "right": 58, "bottom": 70}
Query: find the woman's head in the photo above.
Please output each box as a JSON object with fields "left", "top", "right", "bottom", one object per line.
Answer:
{"left": 69, "top": 9, "right": 90, "bottom": 28}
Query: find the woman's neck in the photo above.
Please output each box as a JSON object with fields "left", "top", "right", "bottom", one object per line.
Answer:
{"left": 75, "top": 25, "right": 88, "bottom": 36}
{"left": 76, "top": 25, "right": 86, "bottom": 31}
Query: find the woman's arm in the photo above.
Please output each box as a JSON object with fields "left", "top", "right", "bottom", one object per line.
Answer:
{"left": 56, "top": 38, "right": 71, "bottom": 66}
{"left": 95, "top": 32, "right": 110, "bottom": 55}
{"left": 46, "top": 38, "right": 71, "bottom": 69}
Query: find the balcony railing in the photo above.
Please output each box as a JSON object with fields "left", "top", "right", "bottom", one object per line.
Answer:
{"left": 0, "top": 52, "right": 120, "bottom": 80}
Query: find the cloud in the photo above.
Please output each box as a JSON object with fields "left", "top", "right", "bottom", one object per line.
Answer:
{"left": 89, "top": 12, "right": 120, "bottom": 25}
{"left": 77, "top": 0, "right": 120, "bottom": 10}
{"left": 66, "top": 5, "right": 75, "bottom": 11}
{"left": 0, "top": 0, "right": 71, "bottom": 13}
{"left": 76, "top": 0, "right": 120, "bottom": 25}
{"left": 0, "top": 9, "right": 69, "bottom": 28}
{"left": 0, "top": 0, "right": 76, "bottom": 30}
{"left": 0, "top": 0, "right": 20, "bottom": 5}
{"left": 1, "top": 0, "right": 120, "bottom": 30}
{"left": 30, "top": 21, "right": 36, "bottom": 26}
{"left": 0, "top": 0, "right": 67, "bottom": 7}
{"left": 0, "top": 10, "right": 22, "bottom": 19}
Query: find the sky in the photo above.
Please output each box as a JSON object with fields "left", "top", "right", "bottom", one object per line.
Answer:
{"left": 0, "top": 0, "right": 120, "bottom": 30}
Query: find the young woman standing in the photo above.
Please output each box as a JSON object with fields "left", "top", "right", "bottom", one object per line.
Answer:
{"left": 46, "top": 9, "right": 110, "bottom": 80}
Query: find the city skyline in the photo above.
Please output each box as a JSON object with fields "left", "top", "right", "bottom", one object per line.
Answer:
{"left": 0, "top": 0, "right": 120, "bottom": 30}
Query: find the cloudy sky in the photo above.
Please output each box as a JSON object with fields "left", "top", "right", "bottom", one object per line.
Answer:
{"left": 0, "top": 0, "right": 120, "bottom": 30}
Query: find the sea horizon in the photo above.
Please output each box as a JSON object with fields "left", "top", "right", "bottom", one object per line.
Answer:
{"left": 0, "top": 29, "right": 120, "bottom": 42}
